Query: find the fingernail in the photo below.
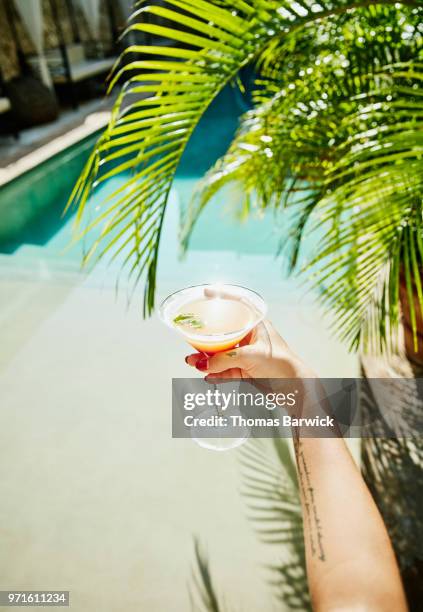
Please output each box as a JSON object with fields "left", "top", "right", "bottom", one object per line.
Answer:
{"left": 185, "top": 356, "right": 189, "bottom": 364}
{"left": 196, "top": 358, "right": 208, "bottom": 371}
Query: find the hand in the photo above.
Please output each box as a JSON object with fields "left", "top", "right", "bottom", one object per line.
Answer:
{"left": 186, "top": 319, "right": 315, "bottom": 381}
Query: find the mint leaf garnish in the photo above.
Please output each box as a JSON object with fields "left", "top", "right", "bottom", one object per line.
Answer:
{"left": 173, "top": 313, "right": 203, "bottom": 329}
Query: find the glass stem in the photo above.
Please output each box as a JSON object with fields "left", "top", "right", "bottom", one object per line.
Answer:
{"left": 202, "top": 350, "right": 221, "bottom": 418}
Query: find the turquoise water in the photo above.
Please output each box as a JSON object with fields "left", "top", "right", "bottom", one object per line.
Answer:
{"left": 0, "top": 133, "right": 96, "bottom": 251}
{"left": 0, "top": 86, "right": 287, "bottom": 266}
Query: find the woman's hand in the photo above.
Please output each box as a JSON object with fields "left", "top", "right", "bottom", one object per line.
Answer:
{"left": 186, "top": 319, "right": 315, "bottom": 381}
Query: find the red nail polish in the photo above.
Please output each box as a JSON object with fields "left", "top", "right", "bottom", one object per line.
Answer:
{"left": 196, "top": 358, "right": 208, "bottom": 371}
{"left": 185, "top": 356, "right": 189, "bottom": 364}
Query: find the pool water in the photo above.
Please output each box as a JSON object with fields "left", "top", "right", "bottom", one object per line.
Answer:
{"left": 0, "top": 131, "right": 96, "bottom": 252}
{"left": 0, "top": 85, "right": 295, "bottom": 263}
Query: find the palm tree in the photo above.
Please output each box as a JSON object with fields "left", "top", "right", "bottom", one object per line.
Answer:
{"left": 67, "top": 0, "right": 423, "bottom": 355}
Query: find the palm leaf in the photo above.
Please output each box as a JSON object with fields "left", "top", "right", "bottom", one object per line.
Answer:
{"left": 307, "top": 64, "right": 423, "bottom": 353}
{"left": 67, "top": 0, "right": 274, "bottom": 315}
{"left": 181, "top": 4, "right": 422, "bottom": 352}
{"left": 67, "top": 0, "right": 422, "bottom": 316}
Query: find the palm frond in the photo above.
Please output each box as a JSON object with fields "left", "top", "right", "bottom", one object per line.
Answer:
{"left": 181, "top": 4, "right": 422, "bottom": 351}
{"left": 67, "top": 0, "right": 422, "bottom": 316}
{"left": 67, "top": 0, "right": 275, "bottom": 315}
{"left": 307, "top": 64, "right": 423, "bottom": 353}
{"left": 182, "top": 4, "right": 422, "bottom": 239}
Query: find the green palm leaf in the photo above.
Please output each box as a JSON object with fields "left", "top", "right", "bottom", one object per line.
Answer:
{"left": 67, "top": 0, "right": 276, "bottom": 315}
{"left": 307, "top": 64, "right": 423, "bottom": 353}
{"left": 67, "top": 0, "right": 421, "bottom": 318}
{"left": 181, "top": 4, "right": 422, "bottom": 352}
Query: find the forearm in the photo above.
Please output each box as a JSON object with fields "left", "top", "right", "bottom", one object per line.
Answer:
{"left": 293, "top": 432, "right": 407, "bottom": 611}
{"left": 191, "top": 321, "right": 408, "bottom": 610}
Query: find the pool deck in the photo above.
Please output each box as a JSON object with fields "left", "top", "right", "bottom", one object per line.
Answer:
{"left": 0, "top": 97, "right": 114, "bottom": 187}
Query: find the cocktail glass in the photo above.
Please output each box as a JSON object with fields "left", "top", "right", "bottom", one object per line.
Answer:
{"left": 159, "top": 283, "right": 267, "bottom": 451}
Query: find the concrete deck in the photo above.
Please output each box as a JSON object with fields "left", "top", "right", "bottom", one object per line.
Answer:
{"left": 0, "top": 177, "right": 358, "bottom": 611}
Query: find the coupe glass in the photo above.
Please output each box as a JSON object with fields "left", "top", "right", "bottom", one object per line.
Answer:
{"left": 159, "top": 283, "right": 267, "bottom": 451}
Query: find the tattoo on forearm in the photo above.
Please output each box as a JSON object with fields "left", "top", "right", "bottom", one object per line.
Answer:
{"left": 293, "top": 431, "right": 326, "bottom": 562}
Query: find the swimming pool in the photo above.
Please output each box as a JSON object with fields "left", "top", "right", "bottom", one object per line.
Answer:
{"left": 0, "top": 86, "right": 287, "bottom": 264}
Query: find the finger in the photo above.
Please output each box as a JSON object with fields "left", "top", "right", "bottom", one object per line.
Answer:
{"left": 185, "top": 353, "right": 202, "bottom": 367}
{"left": 206, "top": 368, "right": 245, "bottom": 381}
{"left": 206, "top": 347, "right": 250, "bottom": 374}
{"left": 239, "top": 329, "right": 254, "bottom": 346}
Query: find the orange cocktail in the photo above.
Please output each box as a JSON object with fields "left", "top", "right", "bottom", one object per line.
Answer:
{"left": 159, "top": 284, "right": 266, "bottom": 355}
